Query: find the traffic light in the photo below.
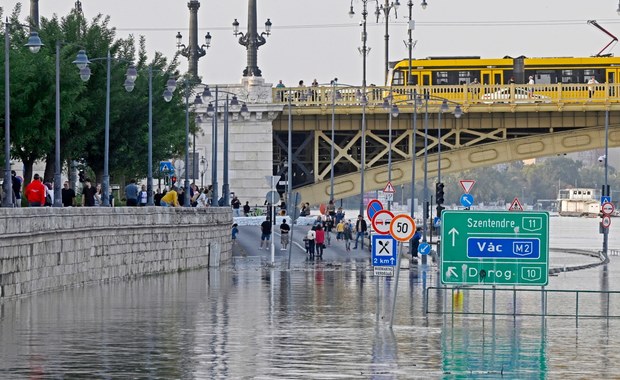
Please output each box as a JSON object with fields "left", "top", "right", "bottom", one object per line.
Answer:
{"left": 436, "top": 205, "right": 445, "bottom": 216}
{"left": 435, "top": 182, "right": 445, "bottom": 205}
{"left": 424, "top": 201, "right": 430, "bottom": 221}
{"left": 78, "top": 170, "right": 85, "bottom": 183}
{"left": 171, "top": 176, "right": 177, "bottom": 185}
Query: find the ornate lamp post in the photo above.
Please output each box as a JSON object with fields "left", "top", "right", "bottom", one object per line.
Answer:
{"left": 375, "top": 0, "right": 400, "bottom": 85}
{"left": 3, "top": 21, "right": 43, "bottom": 207}
{"left": 202, "top": 87, "right": 250, "bottom": 206}
{"left": 349, "top": 0, "right": 371, "bottom": 222}
{"left": 148, "top": 69, "right": 176, "bottom": 205}
{"left": 233, "top": 0, "right": 272, "bottom": 77}
{"left": 176, "top": 0, "right": 212, "bottom": 79}
{"left": 80, "top": 52, "right": 138, "bottom": 206}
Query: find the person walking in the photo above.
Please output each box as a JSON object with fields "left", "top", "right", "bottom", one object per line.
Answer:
{"left": 231, "top": 195, "right": 242, "bottom": 217}
{"left": 260, "top": 217, "right": 273, "bottom": 250}
{"left": 232, "top": 223, "right": 239, "bottom": 242}
{"left": 343, "top": 220, "right": 353, "bottom": 252}
{"left": 24, "top": 174, "right": 46, "bottom": 207}
{"left": 138, "top": 185, "right": 148, "bottom": 206}
{"left": 11, "top": 171, "right": 22, "bottom": 207}
{"left": 243, "top": 201, "right": 251, "bottom": 216}
{"left": 124, "top": 179, "right": 139, "bottom": 206}
{"left": 81, "top": 179, "right": 97, "bottom": 207}
{"left": 315, "top": 225, "right": 325, "bottom": 258}
{"left": 61, "top": 181, "right": 76, "bottom": 207}
{"left": 306, "top": 226, "right": 316, "bottom": 258}
{"left": 280, "top": 219, "right": 291, "bottom": 251}
{"left": 336, "top": 219, "right": 345, "bottom": 241}
{"left": 354, "top": 215, "right": 368, "bottom": 250}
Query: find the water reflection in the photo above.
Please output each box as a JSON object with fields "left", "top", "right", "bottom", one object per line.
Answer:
{"left": 1, "top": 261, "right": 620, "bottom": 378}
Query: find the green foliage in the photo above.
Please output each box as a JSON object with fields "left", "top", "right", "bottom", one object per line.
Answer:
{"left": 1, "top": 5, "right": 189, "bottom": 183}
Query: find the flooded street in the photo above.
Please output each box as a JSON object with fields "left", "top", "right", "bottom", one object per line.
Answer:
{"left": 0, "top": 217, "right": 619, "bottom": 378}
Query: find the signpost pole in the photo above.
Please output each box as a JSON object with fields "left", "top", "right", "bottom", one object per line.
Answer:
{"left": 287, "top": 192, "right": 300, "bottom": 270}
{"left": 389, "top": 242, "right": 403, "bottom": 330}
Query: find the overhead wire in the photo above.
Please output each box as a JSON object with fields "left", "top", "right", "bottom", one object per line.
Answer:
{"left": 114, "top": 19, "right": 620, "bottom": 33}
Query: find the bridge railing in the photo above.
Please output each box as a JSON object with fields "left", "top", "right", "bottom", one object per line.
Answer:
{"left": 273, "top": 83, "right": 620, "bottom": 107}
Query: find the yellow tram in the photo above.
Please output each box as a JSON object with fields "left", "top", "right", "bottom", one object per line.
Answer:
{"left": 387, "top": 55, "right": 620, "bottom": 102}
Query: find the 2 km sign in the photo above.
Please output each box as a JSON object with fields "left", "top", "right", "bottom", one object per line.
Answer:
{"left": 441, "top": 210, "right": 549, "bottom": 286}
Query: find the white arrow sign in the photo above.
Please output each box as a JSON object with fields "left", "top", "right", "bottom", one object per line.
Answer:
{"left": 449, "top": 227, "right": 459, "bottom": 246}
{"left": 446, "top": 267, "right": 458, "bottom": 278}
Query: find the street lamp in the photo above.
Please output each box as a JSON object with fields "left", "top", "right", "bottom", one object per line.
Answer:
{"left": 3, "top": 21, "right": 43, "bottom": 207}
{"left": 349, "top": 0, "right": 371, "bottom": 224}
{"left": 603, "top": 109, "right": 610, "bottom": 261}
{"left": 81, "top": 51, "right": 138, "bottom": 206}
{"left": 233, "top": 0, "right": 272, "bottom": 77}
{"left": 202, "top": 86, "right": 249, "bottom": 206}
{"left": 382, "top": 92, "right": 400, "bottom": 211}
{"left": 375, "top": 0, "right": 400, "bottom": 85}
{"left": 147, "top": 67, "right": 176, "bottom": 206}
{"left": 52, "top": 42, "right": 91, "bottom": 208}
{"left": 176, "top": 0, "right": 212, "bottom": 79}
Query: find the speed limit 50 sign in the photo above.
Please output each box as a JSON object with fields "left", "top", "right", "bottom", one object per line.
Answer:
{"left": 389, "top": 214, "right": 416, "bottom": 242}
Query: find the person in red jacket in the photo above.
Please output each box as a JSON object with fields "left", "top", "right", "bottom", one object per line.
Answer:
{"left": 314, "top": 225, "right": 325, "bottom": 258}
{"left": 25, "top": 174, "right": 47, "bottom": 207}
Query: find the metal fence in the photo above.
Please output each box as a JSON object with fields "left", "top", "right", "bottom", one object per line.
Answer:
{"left": 425, "top": 286, "right": 620, "bottom": 325}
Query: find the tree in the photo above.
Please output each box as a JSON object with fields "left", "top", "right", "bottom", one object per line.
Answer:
{"left": 1, "top": 5, "right": 190, "bottom": 186}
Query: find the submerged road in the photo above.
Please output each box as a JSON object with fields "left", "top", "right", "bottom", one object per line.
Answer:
{"left": 232, "top": 224, "right": 375, "bottom": 266}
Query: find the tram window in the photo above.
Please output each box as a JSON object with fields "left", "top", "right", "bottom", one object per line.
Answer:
{"left": 434, "top": 71, "right": 449, "bottom": 85}
{"left": 393, "top": 71, "right": 404, "bottom": 86}
{"left": 562, "top": 70, "right": 575, "bottom": 83}
{"left": 407, "top": 73, "right": 418, "bottom": 85}
{"left": 458, "top": 71, "right": 477, "bottom": 84}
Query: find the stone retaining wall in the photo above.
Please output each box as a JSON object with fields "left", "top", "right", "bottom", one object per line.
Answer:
{"left": 0, "top": 207, "right": 232, "bottom": 300}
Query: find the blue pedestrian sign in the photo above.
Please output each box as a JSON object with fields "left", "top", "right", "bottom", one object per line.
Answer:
{"left": 371, "top": 235, "right": 397, "bottom": 266}
{"left": 418, "top": 242, "right": 431, "bottom": 255}
{"left": 601, "top": 196, "right": 612, "bottom": 205}
{"left": 460, "top": 193, "right": 474, "bottom": 208}
{"left": 160, "top": 161, "right": 174, "bottom": 174}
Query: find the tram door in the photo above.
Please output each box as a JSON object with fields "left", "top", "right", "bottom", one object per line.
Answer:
{"left": 606, "top": 68, "right": 619, "bottom": 96}
{"left": 480, "top": 70, "right": 504, "bottom": 86}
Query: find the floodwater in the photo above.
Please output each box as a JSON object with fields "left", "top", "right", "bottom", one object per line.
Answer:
{"left": 0, "top": 217, "right": 619, "bottom": 379}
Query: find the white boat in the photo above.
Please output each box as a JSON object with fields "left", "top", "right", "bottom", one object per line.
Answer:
{"left": 557, "top": 188, "right": 600, "bottom": 217}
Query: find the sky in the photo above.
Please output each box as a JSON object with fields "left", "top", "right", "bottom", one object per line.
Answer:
{"left": 7, "top": 0, "right": 620, "bottom": 86}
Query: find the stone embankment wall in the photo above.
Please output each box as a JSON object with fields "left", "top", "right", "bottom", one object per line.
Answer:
{"left": 0, "top": 207, "right": 232, "bottom": 301}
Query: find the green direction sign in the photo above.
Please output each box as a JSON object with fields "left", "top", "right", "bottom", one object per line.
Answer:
{"left": 441, "top": 210, "right": 549, "bottom": 286}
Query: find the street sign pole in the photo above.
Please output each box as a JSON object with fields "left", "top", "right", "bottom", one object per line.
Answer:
{"left": 389, "top": 241, "right": 403, "bottom": 330}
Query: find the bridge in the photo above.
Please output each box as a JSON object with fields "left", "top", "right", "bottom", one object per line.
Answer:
{"left": 268, "top": 83, "right": 620, "bottom": 205}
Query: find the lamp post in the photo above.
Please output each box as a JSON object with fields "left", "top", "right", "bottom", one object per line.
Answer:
{"left": 82, "top": 51, "right": 138, "bottom": 206}
{"left": 382, "top": 92, "right": 400, "bottom": 210}
{"left": 176, "top": 0, "right": 211, "bottom": 80}
{"left": 349, "top": 0, "right": 371, "bottom": 221}
{"left": 148, "top": 68, "right": 176, "bottom": 206}
{"left": 375, "top": 0, "right": 400, "bottom": 85}
{"left": 233, "top": 0, "right": 272, "bottom": 77}
{"left": 603, "top": 109, "right": 610, "bottom": 261}
{"left": 53, "top": 42, "right": 91, "bottom": 207}
{"left": 202, "top": 87, "right": 250, "bottom": 206}
{"left": 409, "top": 89, "right": 420, "bottom": 256}
{"left": 3, "top": 21, "right": 43, "bottom": 207}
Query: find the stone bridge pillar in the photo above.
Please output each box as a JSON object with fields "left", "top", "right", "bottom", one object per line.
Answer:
{"left": 194, "top": 77, "right": 283, "bottom": 208}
